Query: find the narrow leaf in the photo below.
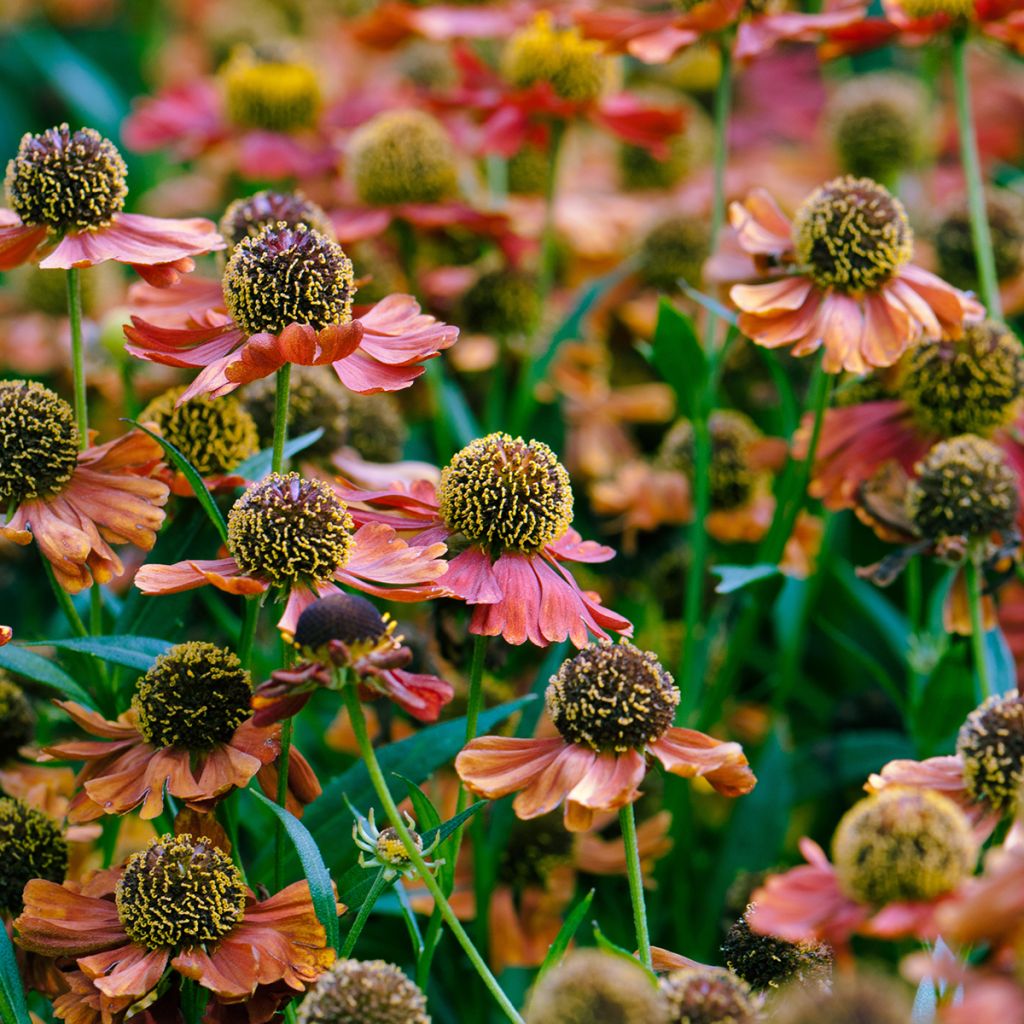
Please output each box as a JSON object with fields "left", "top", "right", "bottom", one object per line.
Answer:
{"left": 537, "top": 890, "right": 594, "bottom": 980}
{"left": 591, "top": 923, "right": 658, "bottom": 983}
{"left": 713, "top": 564, "right": 779, "bottom": 594}
{"left": 0, "top": 920, "right": 31, "bottom": 1024}
{"left": 397, "top": 776, "right": 443, "bottom": 834}
{"left": 0, "top": 646, "right": 94, "bottom": 707}
{"left": 235, "top": 428, "right": 324, "bottom": 481}
{"left": 649, "top": 298, "right": 705, "bottom": 418}
{"left": 249, "top": 790, "right": 340, "bottom": 952}
{"left": 28, "top": 636, "right": 172, "bottom": 672}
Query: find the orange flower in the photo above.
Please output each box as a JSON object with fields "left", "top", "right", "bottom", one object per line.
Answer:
{"left": 456, "top": 641, "right": 754, "bottom": 831}
{"left": 15, "top": 832, "right": 339, "bottom": 1024}
{"left": 727, "top": 176, "right": 983, "bottom": 373}
{"left": 0, "top": 380, "right": 169, "bottom": 594}
{"left": 44, "top": 642, "right": 320, "bottom": 822}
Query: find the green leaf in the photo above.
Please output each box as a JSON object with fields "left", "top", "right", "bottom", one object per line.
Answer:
{"left": 126, "top": 420, "right": 228, "bottom": 543}
{"left": 909, "top": 642, "right": 977, "bottom": 756}
{"left": 440, "top": 372, "right": 481, "bottom": 450}
{"left": 985, "top": 624, "right": 1015, "bottom": 695}
{"left": 28, "top": 636, "right": 172, "bottom": 672}
{"left": 790, "top": 730, "right": 914, "bottom": 801}
{"left": 235, "top": 428, "right": 324, "bottom": 482}
{"left": 249, "top": 789, "right": 340, "bottom": 952}
{"left": 591, "top": 923, "right": 658, "bottom": 983}
{"left": 397, "top": 776, "right": 443, "bottom": 834}
{"left": 712, "top": 564, "right": 779, "bottom": 595}
{"left": 537, "top": 889, "right": 594, "bottom": 981}
{"left": 831, "top": 560, "right": 909, "bottom": 661}
{"left": 679, "top": 283, "right": 739, "bottom": 326}
{"left": 0, "top": 915, "right": 31, "bottom": 1024}
{"left": 649, "top": 298, "right": 705, "bottom": 419}
{"left": 0, "top": 646, "right": 95, "bottom": 707}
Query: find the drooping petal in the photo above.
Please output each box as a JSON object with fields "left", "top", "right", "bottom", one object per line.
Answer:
{"left": 563, "top": 749, "right": 646, "bottom": 832}
{"left": 513, "top": 742, "right": 598, "bottom": 820}
{"left": 455, "top": 735, "right": 567, "bottom": 799}
{"left": 80, "top": 944, "right": 169, "bottom": 999}
{"left": 648, "top": 727, "right": 756, "bottom": 796}
{"left": 14, "top": 879, "right": 127, "bottom": 956}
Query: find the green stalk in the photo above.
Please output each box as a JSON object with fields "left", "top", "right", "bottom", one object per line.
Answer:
{"left": 41, "top": 556, "right": 88, "bottom": 639}
{"left": 965, "top": 557, "right": 993, "bottom": 701}
{"left": 619, "top": 802, "right": 651, "bottom": 969}
{"left": 341, "top": 685, "right": 524, "bottom": 1024}
{"left": 66, "top": 268, "right": 88, "bottom": 450}
{"left": 951, "top": 29, "right": 1001, "bottom": 317}
{"left": 237, "top": 595, "right": 261, "bottom": 670}
{"left": 273, "top": 717, "right": 293, "bottom": 891}
{"left": 271, "top": 365, "right": 292, "bottom": 476}
{"left": 340, "top": 869, "right": 392, "bottom": 958}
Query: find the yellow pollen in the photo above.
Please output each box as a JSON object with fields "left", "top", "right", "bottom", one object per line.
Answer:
{"left": 898, "top": 0, "right": 975, "bottom": 17}
{"left": 222, "top": 46, "right": 321, "bottom": 133}
{"left": 220, "top": 189, "right": 334, "bottom": 248}
{"left": 375, "top": 826, "right": 418, "bottom": 866}
{"left": 957, "top": 691, "right": 1024, "bottom": 814}
{"left": 0, "top": 797, "right": 67, "bottom": 917}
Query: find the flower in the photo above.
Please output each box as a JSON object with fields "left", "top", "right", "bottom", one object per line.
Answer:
{"left": 123, "top": 222, "right": 458, "bottom": 404}
{"left": 659, "top": 966, "right": 758, "bottom": 1024}
{"left": 456, "top": 641, "right": 755, "bottom": 831}
{"left": 0, "top": 796, "right": 68, "bottom": 916}
{"left": 0, "top": 124, "right": 222, "bottom": 286}
{"left": 44, "top": 641, "right": 321, "bottom": 821}
{"left": 252, "top": 591, "right": 454, "bottom": 723}
{"left": 770, "top": 971, "right": 913, "bottom": 1024}
{"left": 726, "top": 176, "right": 983, "bottom": 373}
{"left": 748, "top": 787, "right": 977, "bottom": 948}
{"left": 135, "top": 473, "right": 450, "bottom": 635}
{"left": 297, "top": 958, "right": 430, "bottom": 1024}
{"left": 721, "top": 908, "right": 832, "bottom": 992}
{"left": 352, "top": 808, "right": 441, "bottom": 881}
{"left": 0, "top": 380, "right": 169, "bottom": 593}
{"left": 338, "top": 433, "right": 633, "bottom": 647}
{"left": 15, "top": 832, "right": 339, "bottom": 1022}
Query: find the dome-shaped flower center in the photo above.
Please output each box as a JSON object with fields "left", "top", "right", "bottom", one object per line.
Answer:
{"left": 722, "top": 911, "right": 832, "bottom": 993}
{"left": 5, "top": 123, "right": 127, "bottom": 233}
{"left": 497, "top": 811, "right": 574, "bottom": 889}
{"left": 462, "top": 268, "right": 540, "bottom": 338}
{"left": 638, "top": 214, "right": 711, "bottom": 292}
{"left": 228, "top": 473, "right": 355, "bottom": 585}
{"left": 21, "top": 264, "right": 95, "bottom": 317}
{"left": 898, "top": 0, "right": 975, "bottom": 18}
{"left": 140, "top": 386, "right": 259, "bottom": 477}
{"left": 659, "top": 967, "right": 758, "bottom": 1024}
{"left": 298, "top": 959, "right": 430, "bottom": 1024}
{"left": 546, "top": 640, "right": 679, "bottom": 753}
{"left": 438, "top": 433, "right": 573, "bottom": 553}
{"left": 115, "top": 833, "right": 246, "bottom": 951}
{"left": 899, "top": 322, "right": 1024, "bottom": 438}
{"left": 773, "top": 973, "right": 911, "bottom": 1024}
{"left": 502, "top": 14, "right": 608, "bottom": 103}
{"left": 793, "top": 176, "right": 913, "bottom": 293}
{"left": 132, "top": 641, "right": 252, "bottom": 751}
{"left": 831, "top": 788, "right": 975, "bottom": 905}
{"left": 223, "top": 223, "right": 354, "bottom": 338}
{"left": 0, "top": 673, "right": 34, "bottom": 753}
{"left": 293, "top": 591, "right": 390, "bottom": 651}
{"left": 0, "top": 796, "right": 68, "bottom": 916}
{"left": 345, "top": 393, "right": 408, "bottom": 464}
{"left": 0, "top": 380, "right": 80, "bottom": 507}
{"left": 957, "top": 691, "right": 1024, "bottom": 814}
{"left": 936, "top": 192, "right": 1024, "bottom": 290}
{"left": 374, "top": 826, "right": 419, "bottom": 869}
{"left": 221, "top": 47, "right": 321, "bottom": 133}
{"left": 349, "top": 109, "right": 458, "bottom": 208}
{"left": 659, "top": 410, "right": 761, "bottom": 511}
{"left": 906, "top": 434, "right": 1019, "bottom": 540}
{"left": 220, "top": 190, "right": 333, "bottom": 249}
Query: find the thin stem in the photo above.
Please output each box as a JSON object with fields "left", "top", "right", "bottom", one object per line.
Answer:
{"left": 340, "top": 869, "right": 392, "bottom": 958}
{"left": 707, "top": 43, "right": 734, "bottom": 253}
{"left": 951, "top": 29, "right": 1001, "bottom": 318}
{"left": 396, "top": 881, "right": 425, "bottom": 959}
{"left": 965, "top": 558, "right": 993, "bottom": 701}
{"left": 89, "top": 587, "right": 103, "bottom": 635}
{"left": 619, "top": 802, "right": 651, "bottom": 969}
{"left": 238, "top": 595, "right": 261, "bottom": 670}
{"left": 341, "top": 685, "right": 524, "bottom": 1024}
{"left": 273, "top": 718, "right": 293, "bottom": 892}
{"left": 271, "top": 365, "right": 292, "bottom": 476}
{"left": 41, "top": 555, "right": 88, "bottom": 638}
{"left": 464, "top": 634, "right": 488, "bottom": 747}
{"left": 66, "top": 268, "right": 87, "bottom": 450}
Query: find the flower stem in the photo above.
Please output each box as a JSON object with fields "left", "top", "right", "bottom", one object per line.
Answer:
{"left": 238, "top": 595, "right": 261, "bottom": 670}
{"left": 273, "top": 717, "right": 293, "bottom": 892}
{"left": 707, "top": 43, "right": 733, "bottom": 252}
{"left": 340, "top": 868, "right": 392, "bottom": 958}
{"left": 341, "top": 684, "right": 524, "bottom": 1024}
{"left": 951, "top": 28, "right": 1001, "bottom": 318}
{"left": 619, "top": 802, "right": 652, "bottom": 970}
{"left": 66, "top": 268, "right": 87, "bottom": 451}
{"left": 463, "top": 634, "right": 488, "bottom": 751}
{"left": 965, "top": 557, "right": 993, "bottom": 701}
{"left": 271, "top": 364, "right": 292, "bottom": 476}
{"left": 41, "top": 555, "right": 87, "bottom": 638}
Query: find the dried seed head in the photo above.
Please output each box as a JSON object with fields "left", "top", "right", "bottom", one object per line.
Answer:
{"left": 659, "top": 966, "right": 758, "bottom": 1024}
{"left": 721, "top": 908, "right": 832, "bottom": 993}
{"left": 771, "top": 971, "right": 912, "bottom": 1024}
{"left": 298, "top": 958, "right": 431, "bottom": 1024}
{"left": 957, "top": 691, "right": 1024, "bottom": 814}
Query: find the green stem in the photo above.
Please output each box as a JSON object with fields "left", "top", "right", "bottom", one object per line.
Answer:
{"left": 619, "top": 802, "right": 651, "bottom": 969}
{"left": 274, "top": 718, "right": 293, "bottom": 891}
{"left": 271, "top": 365, "right": 292, "bottom": 476}
{"left": 41, "top": 555, "right": 88, "bottom": 638}
{"left": 341, "top": 685, "right": 524, "bottom": 1024}
{"left": 463, "top": 634, "right": 487, "bottom": 748}
{"left": 965, "top": 558, "right": 993, "bottom": 701}
{"left": 707, "top": 43, "right": 733, "bottom": 253}
{"left": 238, "top": 595, "right": 261, "bottom": 670}
{"left": 340, "top": 869, "right": 392, "bottom": 958}
{"left": 66, "top": 268, "right": 87, "bottom": 450}
{"left": 951, "top": 29, "right": 1001, "bottom": 318}
{"left": 396, "top": 881, "right": 425, "bottom": 958}
{"left": 89, "top": 587, "right": 103, "bottom": 635}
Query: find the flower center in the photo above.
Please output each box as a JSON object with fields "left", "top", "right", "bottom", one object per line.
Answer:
{"left": 21, "top": 264, "right": 95, "bottom": 317}
{"left": 5, "top": 123, "right": 127, "bottom": 233}
{"left": 0, "top": 673, "right": 34, "bottom": 754}
{"left": 773, "top": 974, "right": 911, "bottom": 1024}
{"left": 906, "top": 434, "right": 1020, "bottom": 540}
{"left": 223, "top": 223, "right": 354, "bottom": 338}
{"left": 831, "top": 788, "right": 975, "bottom": 906}
{"left": 221, "top": 46, "right": 321, "bottom": 133}
{"left": 344, "top": 393, "right": 408, "bottom": 464}
{"left": 375, "top": 826, "right": 419, "bottom": 869}
{"left": 116, "top": 833, "right": 246, "bottom": 951}
{"left": 140, "top": 386, "right": 259, "bottom": 476}
{"left": 219, "top": 190, "right": 334, "bottom": 249}
{"left": 898, "top": 322, "right": 1024, "bottom": 438}
{"left": 936, "top": 191, "right": 1024, "bottom": 290}
{"left": 132, "top": 642, "right": 253, "bottom": 751}
{"left": 349, "top": 109, "right": 458, "bottom": 208}
{"left": 0, "top": 380, "right": 80, "bottom": 507}
{"left": 659, "top": 967, "right": 759, "bottom": 1024}
{"left": 461, "top": 268, "right": 540, "bottom": 338}
{"left": 545, "top": 640, "right": 679, "bottom": 753}
{"left": 722, "top": 911, "right": 832, "bottom": 993}
{"left": 957, "top": 691, "right": 1024, "bottom": 814}
{"left": 793, "top": 176, "right": 913, "bottom": 293}
{"left": 438, "top": 433, "right": 573, "bottom": 553}
{"left": 898, "top": 0, "right": 975, "bottom": 18}
{"left": 0, "top": 797, "right": 68, "bottom": 917}
{"left": 228, "top": 473, "right": 355, "bottom": 586}
{"left": 297, "top": 959, "right": 430, "bottom": 1024}
{"left": 502, "top": 13, "right": 609, "bottom": 103}
{"left": 659, "top": 410, "right": 761, "bottom": 511}
{"left": 638, "top": 214, "right": 711, "bottom": 292}
{"left": 497, "top": 811, "right": 574, "bottom": 889}
{"left": 293, "top": 591, "right": 390, "bottom": 651}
